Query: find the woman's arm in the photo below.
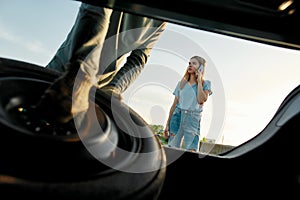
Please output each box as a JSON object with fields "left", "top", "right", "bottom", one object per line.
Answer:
{"left": 164, "top": 96, "right": 179, "bottom": 138}
{"left": 197, "top": 87, "right": 210, "bottom": 105}
{"left": 196, "top": 72, "right": 209, "bottom": 104}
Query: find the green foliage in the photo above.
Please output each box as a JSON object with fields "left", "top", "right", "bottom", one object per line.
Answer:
{"left": 149, "top": 124, "right": 164, "bottom": 133}
{"left": 149, "top": 124, "right": 168, "bottom": 145}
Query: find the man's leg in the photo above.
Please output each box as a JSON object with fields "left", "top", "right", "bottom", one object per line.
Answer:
{"left": 100, "top": 48, "right": 149, "bottom": 100}
{"left": 35, "top": 4, "right": 113, "bottom": 124}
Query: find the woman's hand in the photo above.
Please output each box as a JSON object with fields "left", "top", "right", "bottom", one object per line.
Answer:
{"left": 196, "top": 70, "right": 203, "bottom": 83}
{"left": 164, "top": 127, "right": 169, "bottom": 138}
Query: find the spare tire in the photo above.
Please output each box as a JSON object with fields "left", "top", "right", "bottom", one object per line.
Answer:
{"left": 0, "top": 57, "right": 166, "bottom": 199}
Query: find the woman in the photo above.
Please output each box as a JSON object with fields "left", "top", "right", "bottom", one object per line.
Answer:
{"left": 164, "top": 55, "right": 212, "bottom": 151}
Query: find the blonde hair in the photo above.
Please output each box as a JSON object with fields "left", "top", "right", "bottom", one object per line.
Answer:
{"left": 180, "top": 55, "right": 206, "bottom": 89}
{"left": 192, "top": 55, "right": 206, "bottom": 68}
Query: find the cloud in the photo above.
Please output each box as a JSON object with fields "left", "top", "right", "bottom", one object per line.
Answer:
{"left": 0, "top": 24, "right": 51, "bottom": 55}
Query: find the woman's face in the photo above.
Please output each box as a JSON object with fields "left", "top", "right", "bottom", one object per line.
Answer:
{"left": 187, "top": 58, "right": 200, "bottom": 74}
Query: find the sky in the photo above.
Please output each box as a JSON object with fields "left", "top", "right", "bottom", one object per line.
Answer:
{"left": 1, "top": 0, "right": 300, "bottom": 146}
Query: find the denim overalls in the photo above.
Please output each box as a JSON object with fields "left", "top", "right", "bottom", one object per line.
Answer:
{"left": 168, "top": 106, "right": 201, "bottom": 150}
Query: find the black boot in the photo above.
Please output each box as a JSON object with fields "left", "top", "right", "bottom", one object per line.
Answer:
{"left": 32, "top": 62, "right": 94, "bottom": 124}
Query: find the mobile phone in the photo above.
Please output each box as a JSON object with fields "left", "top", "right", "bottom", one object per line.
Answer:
{"left": 198, "top": 64, "right": 204, "bottom": 73}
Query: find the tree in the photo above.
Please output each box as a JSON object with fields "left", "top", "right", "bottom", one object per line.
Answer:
{"left": 149, "top": 124, "right": 168, "bottom": 145}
